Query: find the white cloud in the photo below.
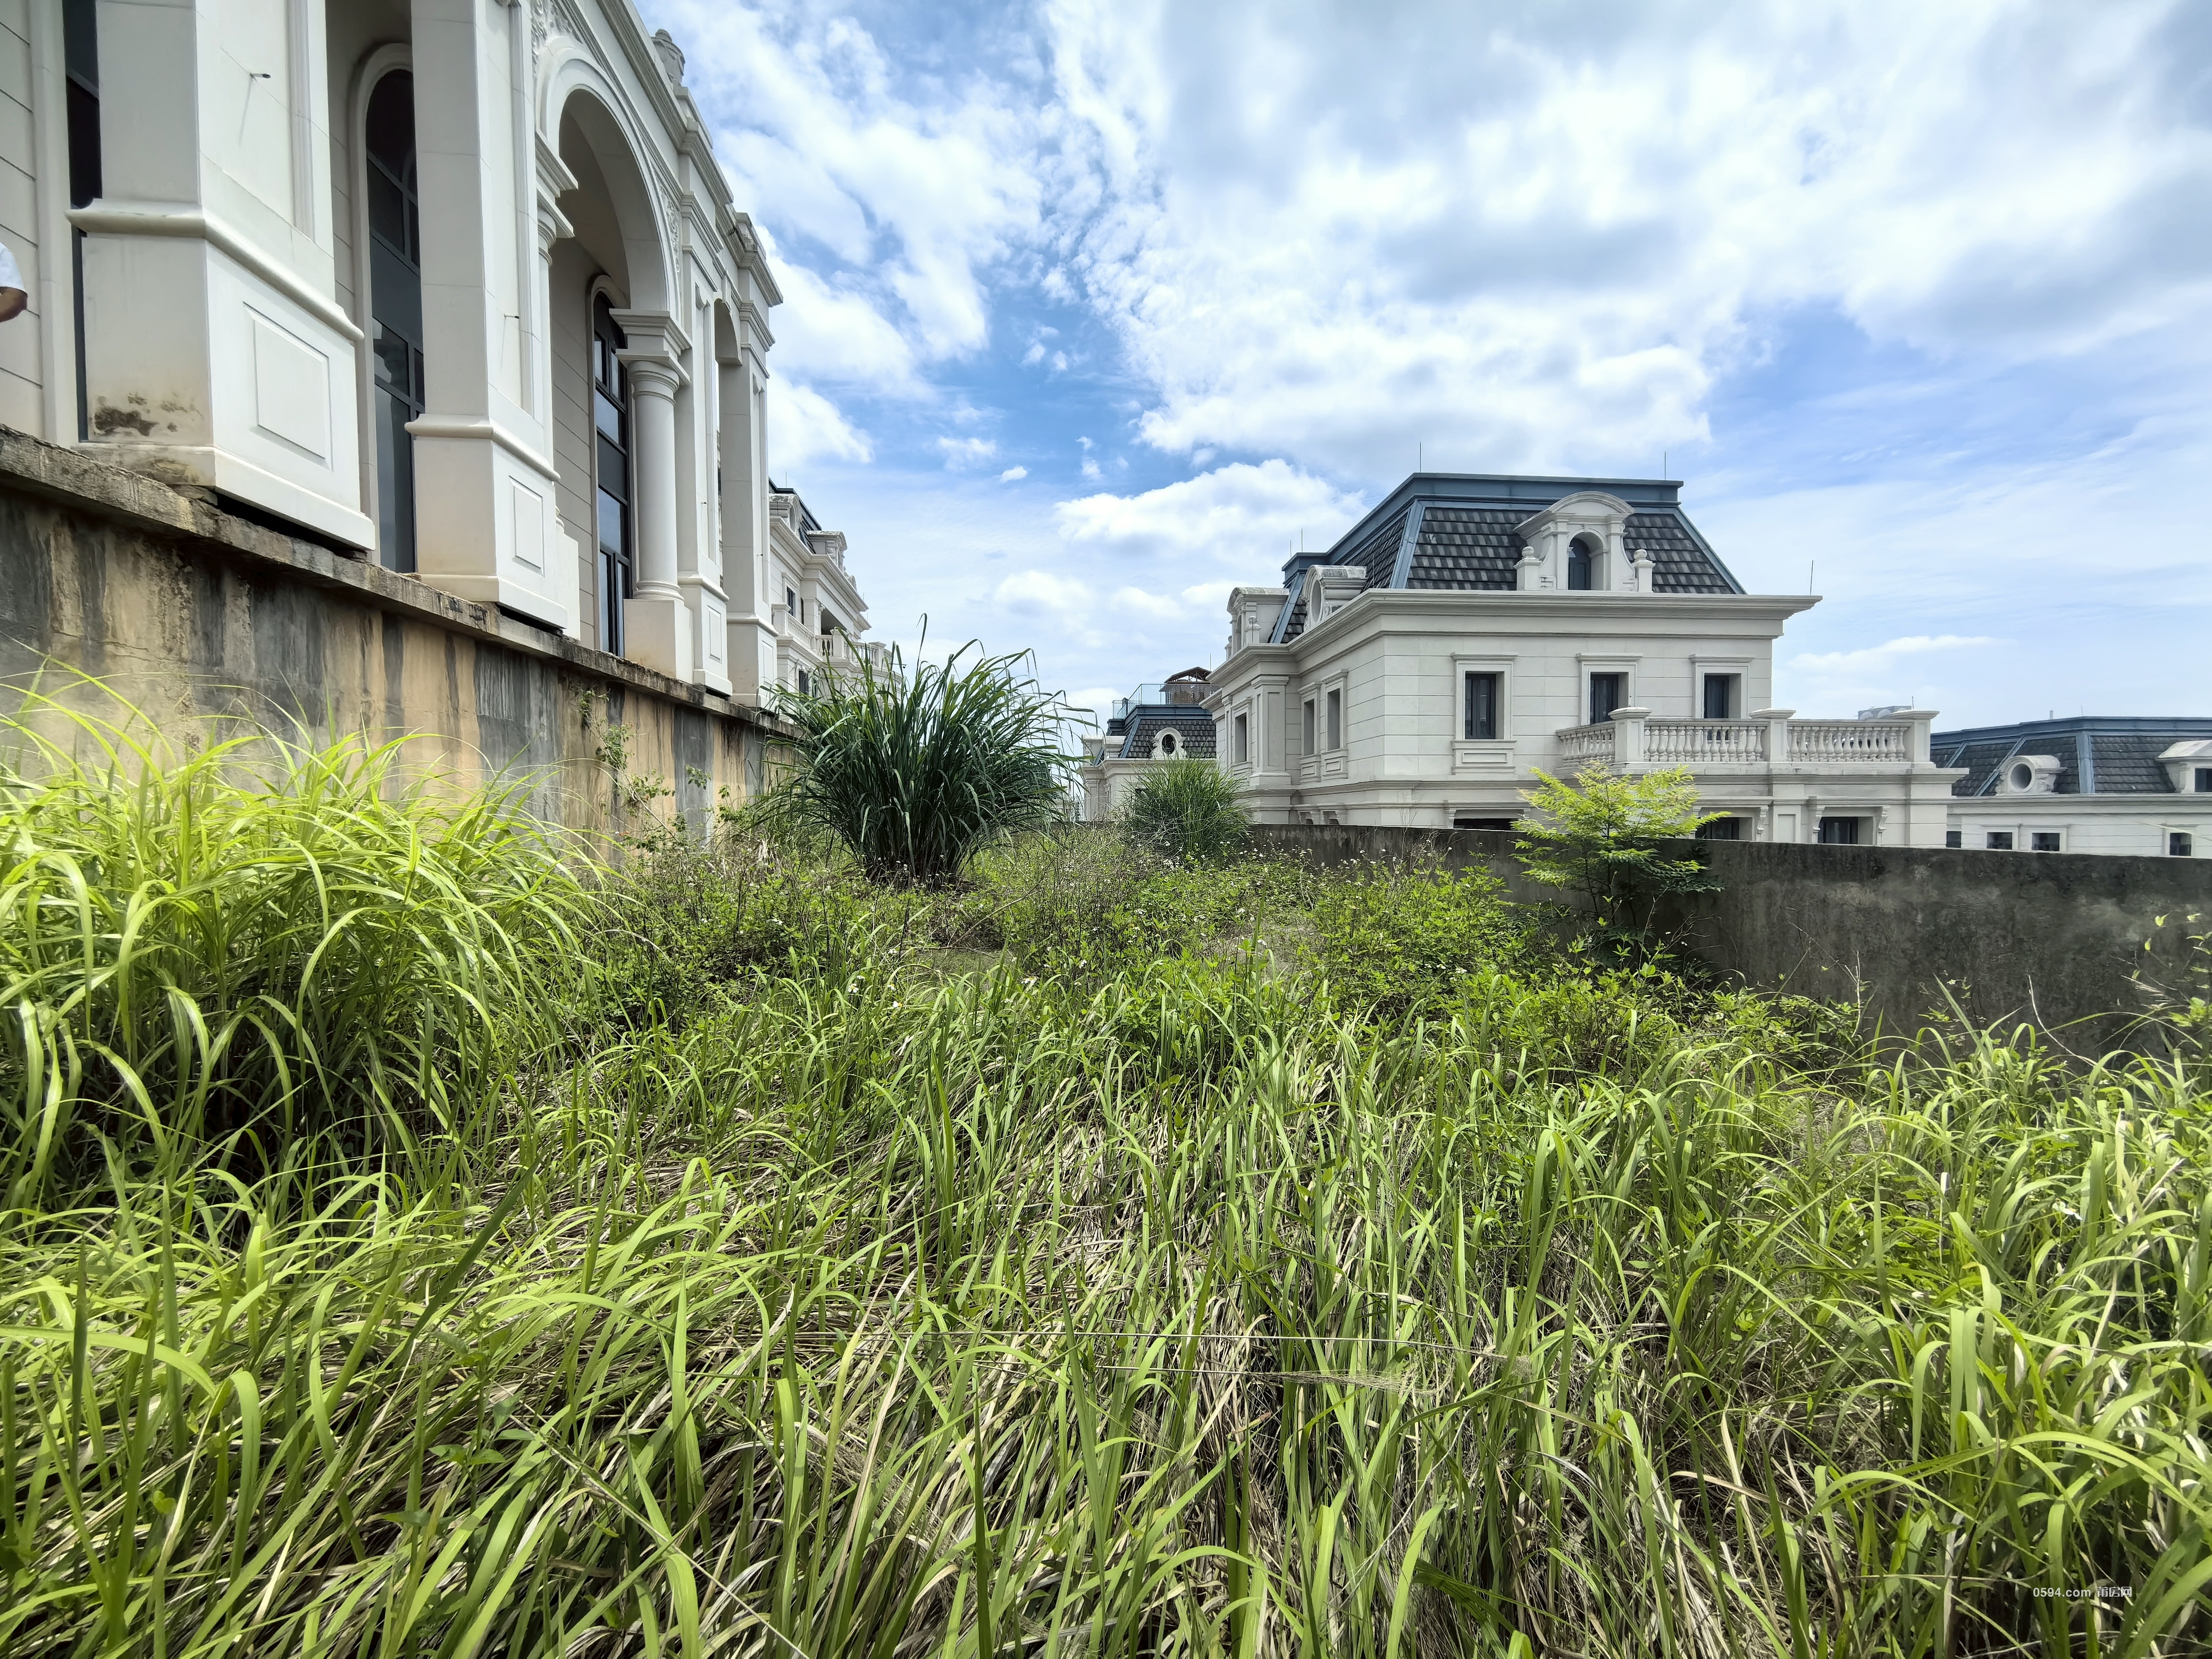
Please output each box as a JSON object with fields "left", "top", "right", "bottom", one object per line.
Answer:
{"left": 770, "top": 382, "right": 872, "bottom": 471}
{"left": 1054, "top": 460, "right": 1367, "bottom": 568}
{"left": 994, "top": 569, "right": 1094, "bottom": 617}
{"left": 1037, "top": 0, "right": 2212, "bottom": 475}
{"left": 1000, "top": 465, "right": 1029, "bottom": 481}
{"left": 936, "top": 436, "right": 1000, "bottom": 468}
{"left": 1791, "top": 635, "right": 2001, "bottom": 675}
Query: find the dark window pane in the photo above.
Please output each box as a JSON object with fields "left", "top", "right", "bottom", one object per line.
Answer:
{"left": 2172, "top": 833, "right": 2193, "bottom": 857}
{"left": 2031, "top": 832, "right": 2062, "bottom": 852}
{"left": 1820, "top": 816, "right": 1861, "bottom": 845}
{"left": 1454, "top": 817, "right": 1513, "bottom": 831}
{"left": 596, "top": 432, "right": 627, "bottom": 502}
{"left": 2196, "top": 767, "right": 2211, "bottom": 793}
{"left": 1696, "top": 817, "right": 1741, "bottom": 840}
{"left": 1465, "top": 672, "right": 1498, "bottom": 740}
{"left": 1567, "top": 542, "right": 1593, "bottom": 590}
{"left": 1985, "top": 831, "right": 2013, "bottom": 850}
{"left": 1703, "top": 674, "right": 1732, "bottom": 719}
{"left": 1590, "top": 673, "right": 1624, "bottom": 724}
{"left": 597, "top": 488, "right": 625, "bottom": 557}
{"left": 1945, "top": 831, "right": 1963, "bottom": 848}
{"left": 374, "top": 385, "right": 415, "bottom": 573}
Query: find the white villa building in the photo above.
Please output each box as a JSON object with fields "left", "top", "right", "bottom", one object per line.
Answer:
{"left": 0, "top": 0, "right": 868, "bottom": 700}
{"left": 1932, "top": 717, "right": 2212, "bottom": 858}
{"left": 1209, "top": 472, "right": 1964, "bottom": 847}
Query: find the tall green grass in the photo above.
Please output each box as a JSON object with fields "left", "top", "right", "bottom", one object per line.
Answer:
{"left": 0, "top": 704, "right": 594, "bottom": 1204}
{"left": 2, "top": 753, "right": 2207, "bottom": 1655}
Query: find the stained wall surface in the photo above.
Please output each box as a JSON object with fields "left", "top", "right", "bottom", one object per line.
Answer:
{"left": 1251, "top": 823, "right": 2210, "bottom": 1046}
{"left": 0, "top": 428, "right": 775, "bottom": 841}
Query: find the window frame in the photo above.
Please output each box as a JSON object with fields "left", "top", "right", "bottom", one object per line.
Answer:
{"left": 1985, "top": 831, "right": 2015, "bottom": 851}
{"left": 2030, "top": 831, "right": 2062, "bottom": 852}
{"left": 1302, "top": 697, "right": 1316, "bottom": 757}
{"left": 589, "top": 288, "right": 633, "bottom": 658}
{"left": 1451, "top": 653, "right": 1516, "bottom": 773}
{"left": 1233, "top": 711, "right": 1250, "bottom": 767}
{"left": 1575, "top": 653, "right": 1638, "bottom": 726}
{"left": 2171, "top": 831, "right": 2194, "bottom": 858}
{"left": 1325, "top": 687, "right": 1342, "bottom": 752}
{"left": 1817, "top": 816, "right": 1863, "bottom": 846}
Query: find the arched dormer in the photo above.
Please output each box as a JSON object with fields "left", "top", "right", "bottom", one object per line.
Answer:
{"left": 1513, "top": 491, "right": 1652, "bottom": 593}
{"left": 1154, "top": 730, "right": 1181, "bottom": 759}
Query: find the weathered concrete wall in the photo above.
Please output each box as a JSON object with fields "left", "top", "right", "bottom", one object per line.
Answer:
{"left": 1251, "top": 823, "right": 2210, "bottom": 1043}
{"left": 0, "top": 428, "right": 780, "bottom": 842}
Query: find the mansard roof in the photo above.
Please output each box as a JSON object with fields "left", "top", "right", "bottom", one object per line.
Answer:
{"left": 1118, "top": 706, "right": 1218, "bottom": 760}
{"left": 1274, "top": 473, "right": 1741, "bottom": 642}
{"left": 1932, "top": 716, "right": 2212, "bottom": 797}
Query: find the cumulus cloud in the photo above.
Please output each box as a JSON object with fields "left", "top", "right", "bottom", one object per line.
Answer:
{"left": 770, "top": 382, "right": 872, "bottom": 471}
{"left": 936, "top": 436, "right": 1000, "bottom": 468}
{"left": 1040, "top": 0, "right": 2212, "bottom": 475}
{"left": 1000, "top": 465, "right": 1029, "bottom": 481}
{"left": 1055, "top": 460, "right": 1367, "bottom": 568}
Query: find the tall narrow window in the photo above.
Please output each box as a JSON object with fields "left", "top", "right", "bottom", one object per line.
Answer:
{"left": 1566, "top": 540, "right": 1594, "bottom": 590}
{"left": 1589, "top": 673, "right": 1624, "bottom": 725}
{"left": 1464, "top": 672, "right": 1500, "bottom": 740}
{"left": 365, "top": 73, "right": 423, "bottom": 573}
{"left": 1234, "top": 713, "right": 1249, "bottom": 765}
{"left": 593, "top": 295, "right": 633, "bottom": 655}
{"left": 64, "top": 0, "right": 101, "bottom": 440}
{"left": 1302, "top": 698, "right": 1316, "bottom": 756}
{"left": 1703, "top": 674, "right": 1733, "bottom": 719}
{"left": 1326, "top": 688, "right": 1342, "bottom": 751}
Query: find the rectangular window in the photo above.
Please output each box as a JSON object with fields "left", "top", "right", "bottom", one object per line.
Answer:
{"left": 1589, "top": 673, "right": 1625, "bottom": 725}
{"left": 1302, "top": 699, "right": 1316, "bottom": 756}
{"left": 1464, "top": 672, "right": 1500, "bottom": 740}
{"left": 1945, "top": 830, "right": 1963, "bottom": 848}
{"left": 2031, "top": 832, "right": 2062, "bottom": 852}
{"left": 1985, "top": 831, "right": 2014, "bottom": 850}
{"left": 1702, "top": 674, "right": 1734, "bottom": 720}
{"left": 1326, "top": 688, "right": 1342, "bottom": 750}
{"left": 786, "top": 585, "right": 798, "bottom": 614}
{"left": 1696, "top": 817, "right": 1742, "bottom": 840}
{"left": 1234, "top": 713, "right": 1249, "bottom": 765}
{"left": 2173, "top": 832, "right": 2194, "bottom": 857}
{"left": 2197, "top": 767, "right": 2212, "bottom": 793}
{"left": 1818, "top": 816, "right": 1861, "bottom": 845}
{"left": 1454, "top": 816, "right": 1514, "bottom": 831}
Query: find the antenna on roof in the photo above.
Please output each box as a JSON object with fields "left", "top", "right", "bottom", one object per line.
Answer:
{"left": 1808, "top": 561, "right": 1815, "bottom": 594}
{"left": 1663, "top": 450, "right": 1669, "bottom": 477}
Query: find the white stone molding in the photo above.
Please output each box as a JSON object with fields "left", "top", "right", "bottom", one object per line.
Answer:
{"left": 69, "top": 203, "right": 363, "bottom": 343}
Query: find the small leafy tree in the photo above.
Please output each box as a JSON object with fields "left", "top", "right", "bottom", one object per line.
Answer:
{"left": 1514, "top": 763, "right": 1721, "bottom": 950}
{"left": 1124, "top": 758, "right": 1248, "bottom": 862}
{"left": 768, "top": 638, "right": 1077, "bottom": 885}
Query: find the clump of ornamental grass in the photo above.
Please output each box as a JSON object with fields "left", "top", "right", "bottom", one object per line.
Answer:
{"left": 1122, "top": 756, "right": 1249, "bottom": 862}
{"left": 765, "top": 638, "right": 1079, "bottom": 886}
{"left": 0, "top": 697, "right": 595, "bottom": 1204}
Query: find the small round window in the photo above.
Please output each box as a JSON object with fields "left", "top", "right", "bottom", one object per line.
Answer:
{"left": 2009, "top": 761, "right": 2032, "bottom": 790}
{"left": 1161, "top": 733, "right": 1178, "bottom": 755}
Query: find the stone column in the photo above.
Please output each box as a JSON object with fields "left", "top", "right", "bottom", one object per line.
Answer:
{"left": 615, "top": 324, "right": 691, "bottom": 681}
{"left": 407, "top": 0, "right": 571, "bottom": 630}
{"left": 1608, "top": 706, "right": 1650, "bottom": 769}
{"left": 1753, "top": 707, "right": 1796, "bottom": 765}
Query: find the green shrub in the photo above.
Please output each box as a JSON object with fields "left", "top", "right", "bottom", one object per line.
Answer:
{"left": 1516, "top": 760, "right": 1720, "bottom": 952}
{"left": 0, "top": 706, "right": 592, "bottom": 1202}
{"left": 1122, "top": 757, "right": 1247, "bottom": 862}
{"left": 1303, "top": 859, "right": 1530, "bottom": 1018}
{"left": 768, "top": 639, "right": 1076, "bottom": 885}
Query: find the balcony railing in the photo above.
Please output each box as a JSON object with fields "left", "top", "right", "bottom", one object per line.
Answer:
{"left": 1555, "top": 710, "right": 1933, "bottom": 768}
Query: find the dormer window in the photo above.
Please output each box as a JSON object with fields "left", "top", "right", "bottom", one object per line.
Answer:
{"left": 1566, "top": 539, "right": 1595, "bottom": 591}
{"left": 1159, "top": 731, "right": 1178, "bottom": 757}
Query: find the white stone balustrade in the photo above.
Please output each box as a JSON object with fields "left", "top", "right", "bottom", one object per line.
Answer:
{"left": 1555, "top": 711, "right": 1938, "bottom": 767}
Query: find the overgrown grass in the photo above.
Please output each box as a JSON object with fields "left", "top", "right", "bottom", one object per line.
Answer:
{"left": 2, "top": 734, "right": 2207, "bottom": 1657}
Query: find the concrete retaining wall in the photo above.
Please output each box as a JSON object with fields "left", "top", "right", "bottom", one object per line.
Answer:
{"left": 0, "top": 428, "right": 778, "bottom": 841}
{"left": 1250, "top": 823, "right": 2211, "bottom": 1043}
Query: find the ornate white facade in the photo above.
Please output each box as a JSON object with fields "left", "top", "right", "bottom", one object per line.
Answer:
{"left": 1209, "top": 474, "right": 1964, "bottom": 846}
{"left": 0, "top": 0, "right": 867, "bottom": 701}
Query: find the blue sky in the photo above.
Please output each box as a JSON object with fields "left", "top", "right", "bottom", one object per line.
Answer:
{"left": 643, "top": 0, "right": 2212, "bottom": 726}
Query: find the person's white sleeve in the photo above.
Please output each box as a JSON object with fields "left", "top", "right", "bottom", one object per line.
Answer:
{"left": 0, "top": 241, "right": 21, "bottom": 291}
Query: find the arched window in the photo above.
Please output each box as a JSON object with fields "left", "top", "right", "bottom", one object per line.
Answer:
{"left": 1566, "top": 538, "right": 1594, "bottom": 591}
{"left": 1160, "top": 731, "right": 1178, "bottom": 756}
{"left": 365, "top": 72, "right": 422, "bottom": 573}
{"left": 592, "top": 295, "right": 633, "bottom": 655}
